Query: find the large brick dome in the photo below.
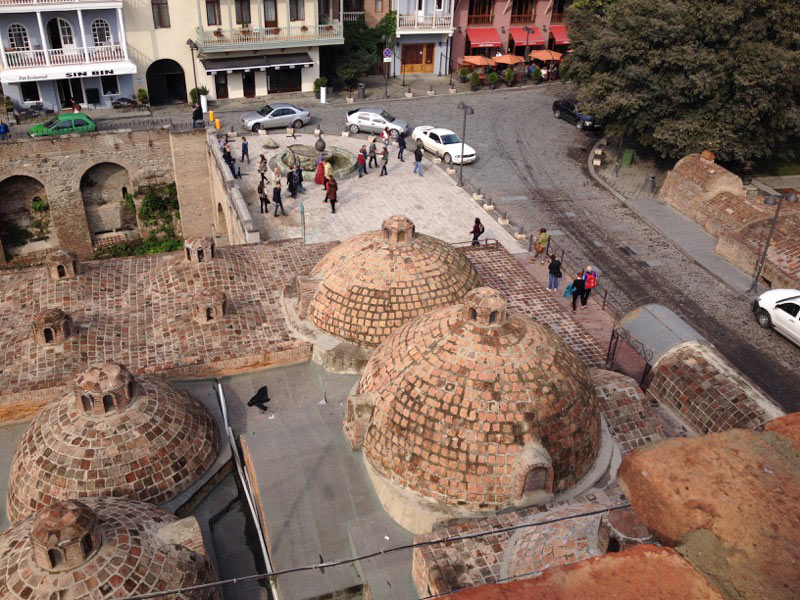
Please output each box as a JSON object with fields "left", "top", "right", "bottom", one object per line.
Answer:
{"left": 0, "top": 498, "right": 220, "bottom": 599}
{"left": 307, "top": 215, "right": 481, "bottom": 347}
{"left": 358, "top": 288, "right": 601, "bottom": 530}
{"left": 6, "top": 363, "right": 221, "bottom": 523}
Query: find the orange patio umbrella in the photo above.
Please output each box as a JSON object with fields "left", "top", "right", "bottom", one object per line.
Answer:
{"left": 529, "top": 49, "right": 563, "bottom": 61}
{"left": 463, "top": 55, "right": 496, "bottom": 67}
{"left": 494, "top": 54, "right": 526, "bottom": 65}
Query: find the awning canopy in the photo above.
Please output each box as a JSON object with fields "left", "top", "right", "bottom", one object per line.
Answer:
{"left": 509, "top": 26, "right": 545, "bottom": 47}
{"left": 466, "top": 28, "right": 502, "bottom": 48}
{"left": 200, "top": 52, "right": 314, "bottom": 74}
{"left": 550, "top": 25, "right": 571, "bottom": 45}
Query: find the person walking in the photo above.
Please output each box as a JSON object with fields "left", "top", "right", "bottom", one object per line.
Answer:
{"left": 547, "top": 254, "right": 562, "bottom": 291}
{"left": 191, "top": 103, "right": 203, "bottom": 128}
{"left": 368, "top": 139, "right": 378, "bottom": 169}
{"left": 397, "top": 132, "right": 406, "bottom": 162}
{"left": 379, "top": 147, "right": 389, "bottom": 176}
{"left": 357, "top": 150, "right": 366, "bottom": 178}
{"left": 287, "top": 167, "right": 297, "bottom": 198}
{"left": 222, "top": 144, "right": 237, "bottom": 178}
{"left": 470, "top": 218, "right": 485, "bottom": 246}
{"left": 257, "top": 155, "right": 269, "bottom": 182}
{"left": 272, "top": 181, "right": 286, "bottom": 216}
{"left": 568, "top": 271, "right": 586, "bottom": 313}
{"left": 581, "top": 266, "right": 598, "bottom": 309}
{"left": 0, "top": 120, "right": 9, "bottom": 141}
{"left": 323, "top": 159, "right": 333, "bottom": 186}
{"left": 294, "top": 165, "right": 305, "bottom": 193}
{"left": 413, "top": 145, "right": 423, "bottom": 177}
{"left": 326, "top": 176, "right": 338, "bottom": 213}
{"left": 360, "top": 145, "right": 369, "bottom": 173}
{"left": 241, "top": 136, "right": 250, "bottom": 164}
{"left": 257, "top": 181, "right": 270, "bottom": 213}
{"left": 534, "top": 228, "right": 550, "bottom": 264}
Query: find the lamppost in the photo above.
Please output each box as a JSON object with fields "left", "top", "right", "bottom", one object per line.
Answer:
{"left": 748, "top": 191, "right": 798, "bottom": 293}
{"left": 456, "top": 100, "right": 474, "bottom": 187}
{"left": 523, "top": 25, "right": 533, "bottom": 60}
{"left": 186, "top": 39, "right": 199, "bottom": 103}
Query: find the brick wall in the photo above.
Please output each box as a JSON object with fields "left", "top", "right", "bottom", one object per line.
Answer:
{"left": 169, "top": 130, "right": 214, "bottom": 239}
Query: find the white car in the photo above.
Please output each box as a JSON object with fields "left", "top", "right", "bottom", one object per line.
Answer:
{"left": 411, "top": 126, "right": 476, "bottom": 165}
{"left": 752, "top": 289, "right": 800, "bottom": 346}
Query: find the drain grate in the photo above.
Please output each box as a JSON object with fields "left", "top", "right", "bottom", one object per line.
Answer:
{"left": 619, "top": 245, "right": 638, "bottom": 256}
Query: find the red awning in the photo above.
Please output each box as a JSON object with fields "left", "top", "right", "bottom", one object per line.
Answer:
{"left": 550, "top": 24, "right": 571, "bottom": 45}
{"left": 509, "top": 26, "right": 545, "bottom": 47}
{"left": 467, "top": 28, "right": 502, "bottom": 48}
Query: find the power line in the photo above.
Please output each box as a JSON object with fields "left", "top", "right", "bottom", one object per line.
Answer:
{"left": 124, "top": 502, "right": 631, "bottom": 600}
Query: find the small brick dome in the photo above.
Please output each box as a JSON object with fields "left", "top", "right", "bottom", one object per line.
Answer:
{"left": 360, "top": 287, "right": 601, "bottom": 517}
{"left": 6, "top": 365, "right": 221, "bottom": 523}
{"left": 307, "top": 215, "right": 481, "bottom": 347}
{"left": 0, "top": 497, "right": 220, "bottom": 599}
{"left": 184, "top": 236, "right": 215, "bottom": 263}
{"left": 44, "top": 250, "right": 78, "bottom": 280}
{"left": 30, "top": 308, "right": 73, "bottom": 345}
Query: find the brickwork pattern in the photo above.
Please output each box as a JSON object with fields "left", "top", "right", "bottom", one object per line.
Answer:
{"left": 0, "top": 239, "right": 335, "bottom": 422}
{"left": 360, "top": 288, "right": 601, "bottom": 510}
{"left": 647, "top": 342, "right": 773, "bottom": 434}
{"left": 6, "top": 372, "right": 221, "bottom": 523}
{"left": 169, "top": 130, "right": 214, "bottom": 239}
{"left": 0, "top": 497, "right": 220, "bottom": 599}
{"left": 308, "top": 221, "right": 481, "bottom": 347}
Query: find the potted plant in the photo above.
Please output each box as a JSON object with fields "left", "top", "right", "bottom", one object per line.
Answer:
{"left": 531, "top": 66, "right": 542, "bottom": 84}
{"left": 504, "top": 67, "right": 515, "bottom": 87}
{"left": 190, "top": 85, "right": 210, "bottom": 111}
{"left": 136, "top": 88, "right": 149, "bottom": 107}
{"left": 322, "top": 24, "right": 333, "bottom": 31}
{"left": 240, "top": 21, "right": 251, "bottom": 34}
{"left": 459, "top": 67, "right": 468, "bottom": 83}
{"left": 487, "top": 71, "right": 499, "bottom": 89}
{"left": 213, "top": 28, "right": 224, "bottom": 37}
{"left": 301, "top": 25, "right": 309, "bottom": 32}
{"left": 313, "top": 76, "right": 328, "bottom": 99}
{"left": 469, "top": 71, "right": 480, "bottom": 91}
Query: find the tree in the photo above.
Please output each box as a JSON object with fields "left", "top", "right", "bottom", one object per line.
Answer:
{"left": 334, "top": 20, "right": 382, "bottom": 87}
{"left": 564, "top": 0, "right": 800, "bottom": 164}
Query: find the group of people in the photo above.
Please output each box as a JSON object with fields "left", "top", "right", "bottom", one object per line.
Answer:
{"left": 533, "top": 226, "right": 599, "bottom": 311}
{"left": 255, "top": 154, "right": 308, "bottom": 217}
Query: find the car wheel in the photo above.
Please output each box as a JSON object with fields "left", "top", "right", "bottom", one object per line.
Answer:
{"left": 251, "top": 123, "right": 261, "bottom": 132}
{"left": 292, "top": 119, "right": 303, "bottom": 129}
{"left": 443, "top": 153, "right": 452, "bottom": 164}
{"left": 390, "top": 129, "right": 399, "bottom": 138}
{"left": 756, "top": 308, "right": 772, "bottom": 329}
{"left": 576, "top": 121, "right": 583, "bottom": 130}
{"left": 349, "top": 124, "right": 359, "bottom": 134}
{"left": 554, "top": 110, "right": 561, "bottom": 119}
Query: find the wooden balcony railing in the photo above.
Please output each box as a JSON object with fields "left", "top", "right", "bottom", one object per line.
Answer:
{"left": 5, "top": 44, "right": 124, "bottom": 68}
{"left": 551, "top": 12, "right": 565, "bottom": 23}
{"left": 397, "top": 13, "right": 453, "bottom": 29}
{"left": 467, "top": 14, "right": 492, "bottom": 25}
{"left": 510, "top": 12, "right": 534, "bottom": 24}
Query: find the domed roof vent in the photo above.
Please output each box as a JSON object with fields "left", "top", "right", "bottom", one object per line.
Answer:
{"left": 381, "top": 215, "right": 416, "bottom": 245}
{"left": 31, "top": 308, "right": 73, "bottom": 345}
{"left": 30, "top": 500, "right": 101, "bottom": 571}
{"left": 184, "top": 236, "right": 215, "bottom": 264}
{"left": 44, "top": 250, "right": 78, "bottom": 280}
{"left": 462, "top": 287, "right": 507, "bottom": 328}
{"left": 74, "top": 362, "right": 135, "bottom": 415}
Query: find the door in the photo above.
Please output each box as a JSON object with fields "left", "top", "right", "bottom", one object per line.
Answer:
{"left": 72, "top": 116, "right": 93, "bottom": 133}
{"left": 268, "top": 69, "right": 301, "bottom": 93}
{"left": 426, "top": 131, "right": 440, "bottom": 153}
{"left": 356, "top": 111, "right": 373, "bottom": 132}
{"left": 263, "top": 0, "right": 277, "bottom": 27}
{"left": 773, "top": 302, "right": 800, "bottom": 344}
{"left": 242, "top": 71, "right": 256, "bottom": 98}
{"left": 56, "top": 79, "right": 84, "bottom": 107}
{"left": 215, "top": 73, "right": 228, "bottom": 99}
{"left": 401, "top": 44, "right": 434, "bottom": 74}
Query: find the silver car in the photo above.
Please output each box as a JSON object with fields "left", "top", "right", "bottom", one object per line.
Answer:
{"left": 241, "top": 102, "right": 311, "bottom": 132}
{"left": 345, "top": 107, "right": 408, "bottom": 137}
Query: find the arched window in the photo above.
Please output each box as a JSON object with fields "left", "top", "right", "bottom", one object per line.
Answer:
{"left": 80, "top": 534, "right": 93, "bottom": 557}
{"left": 57, "top": 265, "right": 66, "bottom": 278}
{"left": 206, "top": 307, "right": 214, "bottom": 321}
{"left": 63, "top": 321, "right": 70, "bottom": 337}
{"left": 102, "top": 394, "right": 115, "bottom": 412}
{"left": 523, "top": 467, "right": 548, "bottom": 493}
{"left": 197, "top": 248, "right": 204, "bottom": 262}
{"left": 397, "top": 230, "right": 405, "bottom": 242}
{"left": 48, "top": 548, "right": 64, "bottom": 569}
{"left": 57, "top": 18, "right": 74, "bottom": 46}
{"left": 469, "top": 308, "right": 477, "bottom": 320}
{"left": 8, "top": 24, "right": 29, "bottom": 50}
{"left": 489, "top": 311, "right": 498, "bottom": 323}
{"left": 43, "top": 328, "right": 54, "bottom": 343}
{"left": 185, "top": 247, "right": 191, "bottom": 260}
{"left": 91, "top": 19, "right": 112, "bottom": 46}
{"left": 81, "top": 394, "right": 93, "bottom": 412}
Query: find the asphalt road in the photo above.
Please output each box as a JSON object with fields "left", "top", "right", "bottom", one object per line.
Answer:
{"left": 148, "top": 86, "right": 800, "bottom": 412}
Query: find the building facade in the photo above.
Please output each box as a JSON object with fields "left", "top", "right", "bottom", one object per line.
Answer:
{"left": 390, "top": 0, "right": 454, "bottom": 77}
{"left": 0, "top": 0, "right": 136, "bottom": 111}
{"left": 124, "top": 0, "right": 345, "bottom": 104}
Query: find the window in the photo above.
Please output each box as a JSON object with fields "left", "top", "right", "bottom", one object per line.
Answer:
{"left": 103, "top": 394, "right": 115, "bottom": 412}
{"left": 374, "top": 0, "right": 382, "bottom": 12}
{"left": 429, "top": 133, "right": 440, "bottom": 143}
{"left": 777, "top": 303, "right": 800, "bottom": 318}
{"left": 20, "top": 81, "right": 40, "bottom": 102}
{"left": 206, "top": 0, "right": 221, "bottom": 25}
{"left": 435, "top": 0, "right": 442, "bottom": 9}
{"left": 58, "top": 18, "right": 74, "bottom": 46}
{"left": 206, "top": 307, "right": 214, "bottom": 320}
{"left": 101, "top": 75, "right": 119, "bottom": 95}
{"left": 468, "top": 0, "right": 491, "bottom": 16}
{"left": 80, "top": 534, "right": 93, "bottom": 557}
{"left": 57, "top": 265, "right": 66, "bottom": 278}
{"left": 489, "top": 310, "right": 498, "bottom": 323}
{"left": 44, "top": 328, "right": 54, "bottom": 343}
{"left": 91, "top": 19, "right": 112, "bottom": 46}
{"left": 74, "top": 118, "right": 90, "bottom": 127}
{"left": 152, "top": 0, "right": 171, "bottom": 28}
{"left": 235, "top": 0, "right": 251, "bottom": 24}
{"left": 55, "top": 120, "right": 74, "bottom": 130}
{"left": 81, "top": 395, "right": 93, "bottom": 411}
{"left": 289, "top": 0, "right": 305, "bottom": 21}
{"left": 197, "top": 248, "right": 205, "bottom": 262}
{"left": 8, "top": 23, "right": 29, "bottom": 50}
{"left": 469, "top": 308, "right": 477, "bottom": 320}
{"left": 48, "top": 549, "right": 64, "bottom": 569}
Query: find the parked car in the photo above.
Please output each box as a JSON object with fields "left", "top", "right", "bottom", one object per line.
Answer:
{"left": 411, "top": 126, "right": 476, "bottom": 165}
{"left": 111, "top": 96, "right": 138, "bottom": 109}
{"left": 345, "top": 107, "right": 409, "bottom": 137}
{"left": 552, "top": 99, "right": 597, "bottom": 130}
{"left": 29, "top": 113, "right": 96, "bottom": 137}
{"left": 240, "top": 103, "right": 310, "bottom": 132}
{"left": 752, "top": 289, "right": 800, "bottom": 346}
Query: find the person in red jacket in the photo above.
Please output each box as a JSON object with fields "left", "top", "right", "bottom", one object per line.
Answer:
{"left": 580, "top": 266, "right": 598, "bottom": 309}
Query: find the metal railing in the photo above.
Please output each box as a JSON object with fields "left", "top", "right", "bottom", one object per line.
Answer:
{"left": 467, "top": 14, "right": 492, "bottom": 24}
{"left": 5, "top": 44, "right": 124, "bottom": 68}
{"left": 342, "top": 11, "right": 364, "bottom": 21}
{"left": 198, "top": 22, "right": 342, "bottom": 48}
{"left": 397, "top": 13, "right": 453, "bottom": 28}
{"left": 452, "top": 238, "right": 500, "bottom": 249}
{"left": 510, "top": 12, "right": 534, "bottom": 23}
{"left": 551, "top": 12, "right": 565, "bottom": 23}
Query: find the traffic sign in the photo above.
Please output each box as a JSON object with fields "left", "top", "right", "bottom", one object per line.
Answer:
{"left": 383, "top": 47, "right": 393, "bottom": 58}
{"left": 383, "top": 57, "right": 392, "bottom": 63}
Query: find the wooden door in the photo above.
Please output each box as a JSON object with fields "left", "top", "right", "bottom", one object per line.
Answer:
{"left": 402, "top": 44, "right": 434, "bottom": 74}
{"left": 242, "top": 71, "right": 256, "bottom": 98}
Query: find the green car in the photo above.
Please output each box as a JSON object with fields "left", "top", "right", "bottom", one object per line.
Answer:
{"left": 29, "top": 113, "right": 97, "bottom": 137}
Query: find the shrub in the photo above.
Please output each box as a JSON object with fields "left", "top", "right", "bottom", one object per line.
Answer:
{"left": 314, "top": 77, "right": 329, "bottom": 94}
{"left": 459, "top": 67, "right": 469, "bottom": 79}
{"left": 469, "top": 72, "right": 480, "bottom": 87}
{"left": 531, "top": 66, "right": 542, "bottom": 82}
{"left": 504, "top": 68, "right": 514, "bottom": 82}
{"left": 137, "top": 88, "right": 149, "bottom": 105}
{"left": 487, "top": 72, "right": 499, "bottom": 86}
{"left": 190, "top": 86, "right": 210, "bottom": 104}
{"left": 31, "top": 196, "right": 49, "bottom": 213}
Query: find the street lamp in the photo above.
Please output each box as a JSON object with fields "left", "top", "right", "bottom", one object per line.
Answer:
{"left": 456, "top": 100, "right": 474, "bottom": 187}
{"left": 523, "top": 25, "right": 533, "bottom": 60}
{"left": 186, "top": 39, "right": 199, "bottom": 103}
{"left": 748, "top": 191, "right": 798, "bottom": 293}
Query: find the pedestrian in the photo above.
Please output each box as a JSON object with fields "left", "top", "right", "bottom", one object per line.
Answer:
{"left": 323, "top": 159, "right": 333, "bottom": 185}
{"left": 294, "top": 165, "right": 305, "bottom": 193}
{"left": 381, "top": 127, "right": 392, "bottom": 147}
{"left": 241, "top": 136, "right": 250, "bottom": 163}
{"left": 413, "top": 145, "right": 423, "bottom": 177}
{"left": 397, "top": 131, "right": 406, "bottom": 162}
{"left": 191, "top": 103, "right": 203, "bottom": 128}
{"left": 357, "top": 149, "right": 366, "bottom": 178}
{"left": 368, "top": 139, "right": 378, "bottom": 169}
{"left": 0, "top": 120, "right": 9, "bottom": 141}
{"left": 547, "top": 254, "right": 562, "bottom": 291}
{"left": 581, "top": 266, "right": 598, "bottom": 309}
{"left": 567, "top": 271, "right": 586, "bottom": 313}
{"left": 534, "top": 227, "right": 550, "bottom": 263}
{"left": 219, "top": 135, "right": 229, "bottom": 151}
{"left": 273, "top": 181, "right": 286, "bottom": 216}
{"left": 360, "top": 145, "right": 369, "bottom": 173}
{"left": 258, "top": 155, "right": 269, "bottom": 182}
{"left": 222, "top": 145, "right": 236, "bottom": 178}
{"left": 273, "top": 166, "right": 281, "bottom": 185}
{"left": 470, "top": 218, "right": 485, "bottom": 246}
{"left": 326, "top": 176, "right": 338, "bottom": 213}
{"left": 379, "top": 147, "right": 388, "bottom": 176}
{"left": 287, "top": 167, "right": 297, "bottom": 198}
{"left": 257, "top": 181, "right": 270, "bottom": 213}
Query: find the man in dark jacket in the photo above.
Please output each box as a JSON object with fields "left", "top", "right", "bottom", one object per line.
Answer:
{"left": 413, "top": 145, "right": 423, "bottom": 176}
{"left": 294, "top": 165, "right": 305, "bottom": 193}
{"left": 570, "top": 271, "right": 586, "bottom": 312}
{"left": 397, "top": 132, "right": 406, "bottom": 162}
{"left": 273, "top": 181, "right": 286, "bottom": 216}
{"left": 191, "top": 103, "right": 203, "bottom": 128}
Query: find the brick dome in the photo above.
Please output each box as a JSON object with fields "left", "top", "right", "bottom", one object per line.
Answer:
{"left": 307, "top": 215, "right": 481, "bottom": 347}
{"left": 359, "top": 288, "right": 601, "bottom": 524}
{"left": 0, "top": 497, "right": 219, "bottom": 599}
{"left": 6, "top": 364, "right": 221, "bottom": 523}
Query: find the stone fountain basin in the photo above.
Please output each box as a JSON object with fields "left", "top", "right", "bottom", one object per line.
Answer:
{"left": 271, "top": 144, "right": 358, "bottom": 180}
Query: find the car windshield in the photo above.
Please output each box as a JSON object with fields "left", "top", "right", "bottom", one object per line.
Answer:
{"left": 43, "top": 117, "right": 60, "bottom": 129}
{"left": 440, "top": 133, "right": 461, "bottom": 145}
{"left": 257, "top": 105, "right": 274, "bottom": 116}
{"left": 380, "top": 111, "right": 396, "bottom": 122}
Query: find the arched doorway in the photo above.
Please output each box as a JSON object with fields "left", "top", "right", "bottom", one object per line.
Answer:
{"left": 79, "top": 163, "right": 136, "bottom": 240}
{"left": 146, "top": 59, "right": 188, "bottom": 105}
{"left": 0, "top": 175, "right": 57, "bottom": 257}
{"left": 216, "top": 202, "right": 227, "bottom": 235}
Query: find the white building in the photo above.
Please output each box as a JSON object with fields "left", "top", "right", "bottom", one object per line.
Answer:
{"left": 390, "top": 0, "right": 454, "bottom": 77}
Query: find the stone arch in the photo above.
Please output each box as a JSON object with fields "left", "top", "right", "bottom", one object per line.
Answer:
{"left": 146, "top": 59, "right": 188, "bottom": 106}
{"left": 514, "top": 442, "right": 554, "bottom": 501}
{"left": 79, "top": 162, "right": 136, "bottom": 240}
{"left": 0, "top": 174, "right": 58, "bottom": 257}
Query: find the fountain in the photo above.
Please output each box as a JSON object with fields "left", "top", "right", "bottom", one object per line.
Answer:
{"left": 271, "top": 136, "right": 357, "bottom": 179}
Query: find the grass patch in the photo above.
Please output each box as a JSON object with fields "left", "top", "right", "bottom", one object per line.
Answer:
{"left": 93, "top": 234, "right": 183, "bottom": 259}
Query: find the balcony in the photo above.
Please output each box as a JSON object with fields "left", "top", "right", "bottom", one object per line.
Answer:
{"left": 510, "top": 12, "right": 534, "bottom": 24}
{"left": 467, "top": 14, "right": 492, "bottom": 25}
{"left": 551, "top": 12, "right": 565, "bottom": 23}
{"left": 396, "top": 13, "right": 453, "bottom": 31}
{"left": 342, "top": 11, "right": 364, "bottom": 21}
{"left": 0, "top": 0, "right": 121, "bottom": 11}
{"left": 196, "top": 23, "right": 343, "bottom": 52}
{"left": 5, "top": 44, "right": 124, "bottom": 68}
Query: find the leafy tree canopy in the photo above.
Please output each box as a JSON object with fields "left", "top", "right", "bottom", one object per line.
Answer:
{"left": 564, "top": 0, "right": 800, "bottom": 163}
{"left": 334, "top": 14, "right": 396, "bottom": 87}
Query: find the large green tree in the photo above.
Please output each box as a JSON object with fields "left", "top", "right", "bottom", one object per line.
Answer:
{"left": 564, "top": 0, "right": 800, "bottom": 163}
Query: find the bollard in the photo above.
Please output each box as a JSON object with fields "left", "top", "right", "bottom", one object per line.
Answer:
{"left": 528, "top": 234, "right": 534, "bottom": 252}
{"left": 644, "top": 174, "right": 656, "bottom": 194}
{"left": 209, "top": 110, "right": 215, "bottom": 122}
{"left": 214, "top": 118, "right": 221, "bottom": 130}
